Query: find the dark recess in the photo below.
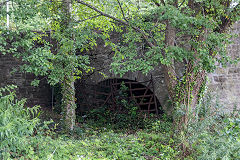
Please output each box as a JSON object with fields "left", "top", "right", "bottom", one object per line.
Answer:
{"left": 75, "top": 78, "right": 163, "bottom": 116}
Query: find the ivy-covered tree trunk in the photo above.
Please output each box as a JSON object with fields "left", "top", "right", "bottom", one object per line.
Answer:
{"left": 164, "top": 18, "right": 206, "bottom": 127}
{"left": 163, "top": 19, "right": 178, "bottom": 102}
{"left": 172, "top": 62, "right": 206, "bottom": 126}
{"left": 162, "top": 1, "right": 206, "bottom": 128}
{"left": 61, "top": 0, "right": 76, "bottom": 131}
{"left": 62, "top": 75, "right": 76, "bottom": 131}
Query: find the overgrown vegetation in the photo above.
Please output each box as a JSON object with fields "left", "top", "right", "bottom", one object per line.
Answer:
{"left": 84, "top": 82, "right": 150, "bottom": 130}
{"left": 0, "top": 0, "right": 239, "bottom": 132}
{"left": 186, "top": 95, "right": 240, "bottom": 159}
{"left": 0, "top": 86, "right": 177, "bottom": 159}
{"left": 0, "top": 0, "right": 240, "bottom": 159}
{"left": 0, "top": 86, "right": 239, "bottom": 159}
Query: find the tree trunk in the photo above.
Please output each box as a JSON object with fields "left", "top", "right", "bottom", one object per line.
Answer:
{"left": 163, "top": 17, "right": 206, "bottom": 127}
{"left": 62, "top": 75, "right": 76, "bottom": 131}
{"left": 162, "top": 0, "right": 206, "bottom": 116}
{"left": 163, "top": 20, "right": 178, "bottom": 101}
{"left": 61, "top": 0, "right": 76, "bottom": 131}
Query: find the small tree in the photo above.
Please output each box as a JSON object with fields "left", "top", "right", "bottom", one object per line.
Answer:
{"left": 0, "top": 0, "right": 114, "bottom": 131}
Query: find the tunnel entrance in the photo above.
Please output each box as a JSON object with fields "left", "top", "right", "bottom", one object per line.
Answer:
{"left": 75, "top": 77, "right": 162, "bottom": 116}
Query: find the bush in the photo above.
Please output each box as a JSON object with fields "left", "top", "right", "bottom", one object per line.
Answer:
{"left": 0, "top": 85, "right": 41, "bottom": 159}
{"left": 191, "top": 116, "right": 240, "bottom": 160}
{"left": 0, "top": 85, "right": 83, "bottom": 159}
{"left": 186, "top": 94, "right": 240, "bottom": 160}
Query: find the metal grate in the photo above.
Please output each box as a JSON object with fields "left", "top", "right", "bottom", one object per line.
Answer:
{"left": 76, "top": 76, "right": 160, "bottom": 115}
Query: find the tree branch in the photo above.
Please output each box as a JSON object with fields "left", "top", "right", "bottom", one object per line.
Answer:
{"left": 178, "top": 0, "right": 186, "bottom": 8}
{"left": 0, "top": 0, "right": 9, "bottom": 8}
{"left": 116, "top": 0, "right": 128, "bottom": 22}
{"left": 75, "top": 14, "right": 102, "bottom": 23}
{"left": 76, "top": 0, "right": 128, "bottom": 26}
{"left": 131, "top": 26, "right": 155, "bottom": 48}
{"left": 76, "top": 0, "right": 155, "bottom": 48}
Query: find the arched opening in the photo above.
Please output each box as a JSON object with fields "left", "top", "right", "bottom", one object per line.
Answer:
{"left": 75, "top": 78, "right": 163, "bottom": 116}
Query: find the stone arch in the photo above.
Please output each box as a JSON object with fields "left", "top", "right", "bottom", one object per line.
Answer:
{"left": 76, "top": 65, "right": 170, "bottom": 113}
{"left": 75, "top": 77, "right": 164, "bottom": 115}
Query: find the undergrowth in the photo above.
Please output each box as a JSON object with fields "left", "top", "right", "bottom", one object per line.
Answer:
{"left": 186, "top": 95, "right": 240, "bottom": 160}
{"left": 0, "top": 85, "right": 239, "bottom": 159}
{"left": 0, "top": 85, "right": 178, "bottom": 160}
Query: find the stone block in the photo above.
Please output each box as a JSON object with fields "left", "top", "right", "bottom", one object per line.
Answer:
{"left": 228, "top": 68, "right": 240, "bottom": 74}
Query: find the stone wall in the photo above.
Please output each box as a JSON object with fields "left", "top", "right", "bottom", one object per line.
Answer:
{"left": 208, "top": 21, "right": 240, "bottom": 111}
{"left": 0, "top": 22, "right": 239, "bottom": 112}
{"left": 80, "top": 22, "right": 240, "bottom": 113}
{"left": 76, "top": 33, "right": 171, "bottom": 112}
{"left": 0, "top": 53, "right": 52, "bottom": 107}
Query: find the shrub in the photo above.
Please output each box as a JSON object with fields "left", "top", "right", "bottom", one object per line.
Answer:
{"left": 0, "top": 85, "right": 82, "bottom": 159}
{"left": 0, "top": 85, "right": 40, "bottom": 159}
{"left": 186, "top": 94, "right": 240, "bottom": 160}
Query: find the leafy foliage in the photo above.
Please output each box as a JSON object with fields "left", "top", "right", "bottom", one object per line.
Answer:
{"left": 0, "top": 85, "right": 239, "bottom": 159}
{"left": 75, "top": 0, "right": 240, "bottom": 74}
{"left": 183, "top": 94, "right": 240, "bottom": 159}
{"left": 0, "top": 1, "right": 93, "bottom": 85}
{"left": 84, "top": 83, "right": 147, "bottom": 130}
{"left": 0, "top": 85, "right": 40, "bottom": 159}
{"left": 0, "top": 85, "right": 178, "bottom": 159}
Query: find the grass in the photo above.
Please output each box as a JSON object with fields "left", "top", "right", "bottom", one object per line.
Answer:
{"left": 36, "top": 107, "right": 180, "bottom": 160}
